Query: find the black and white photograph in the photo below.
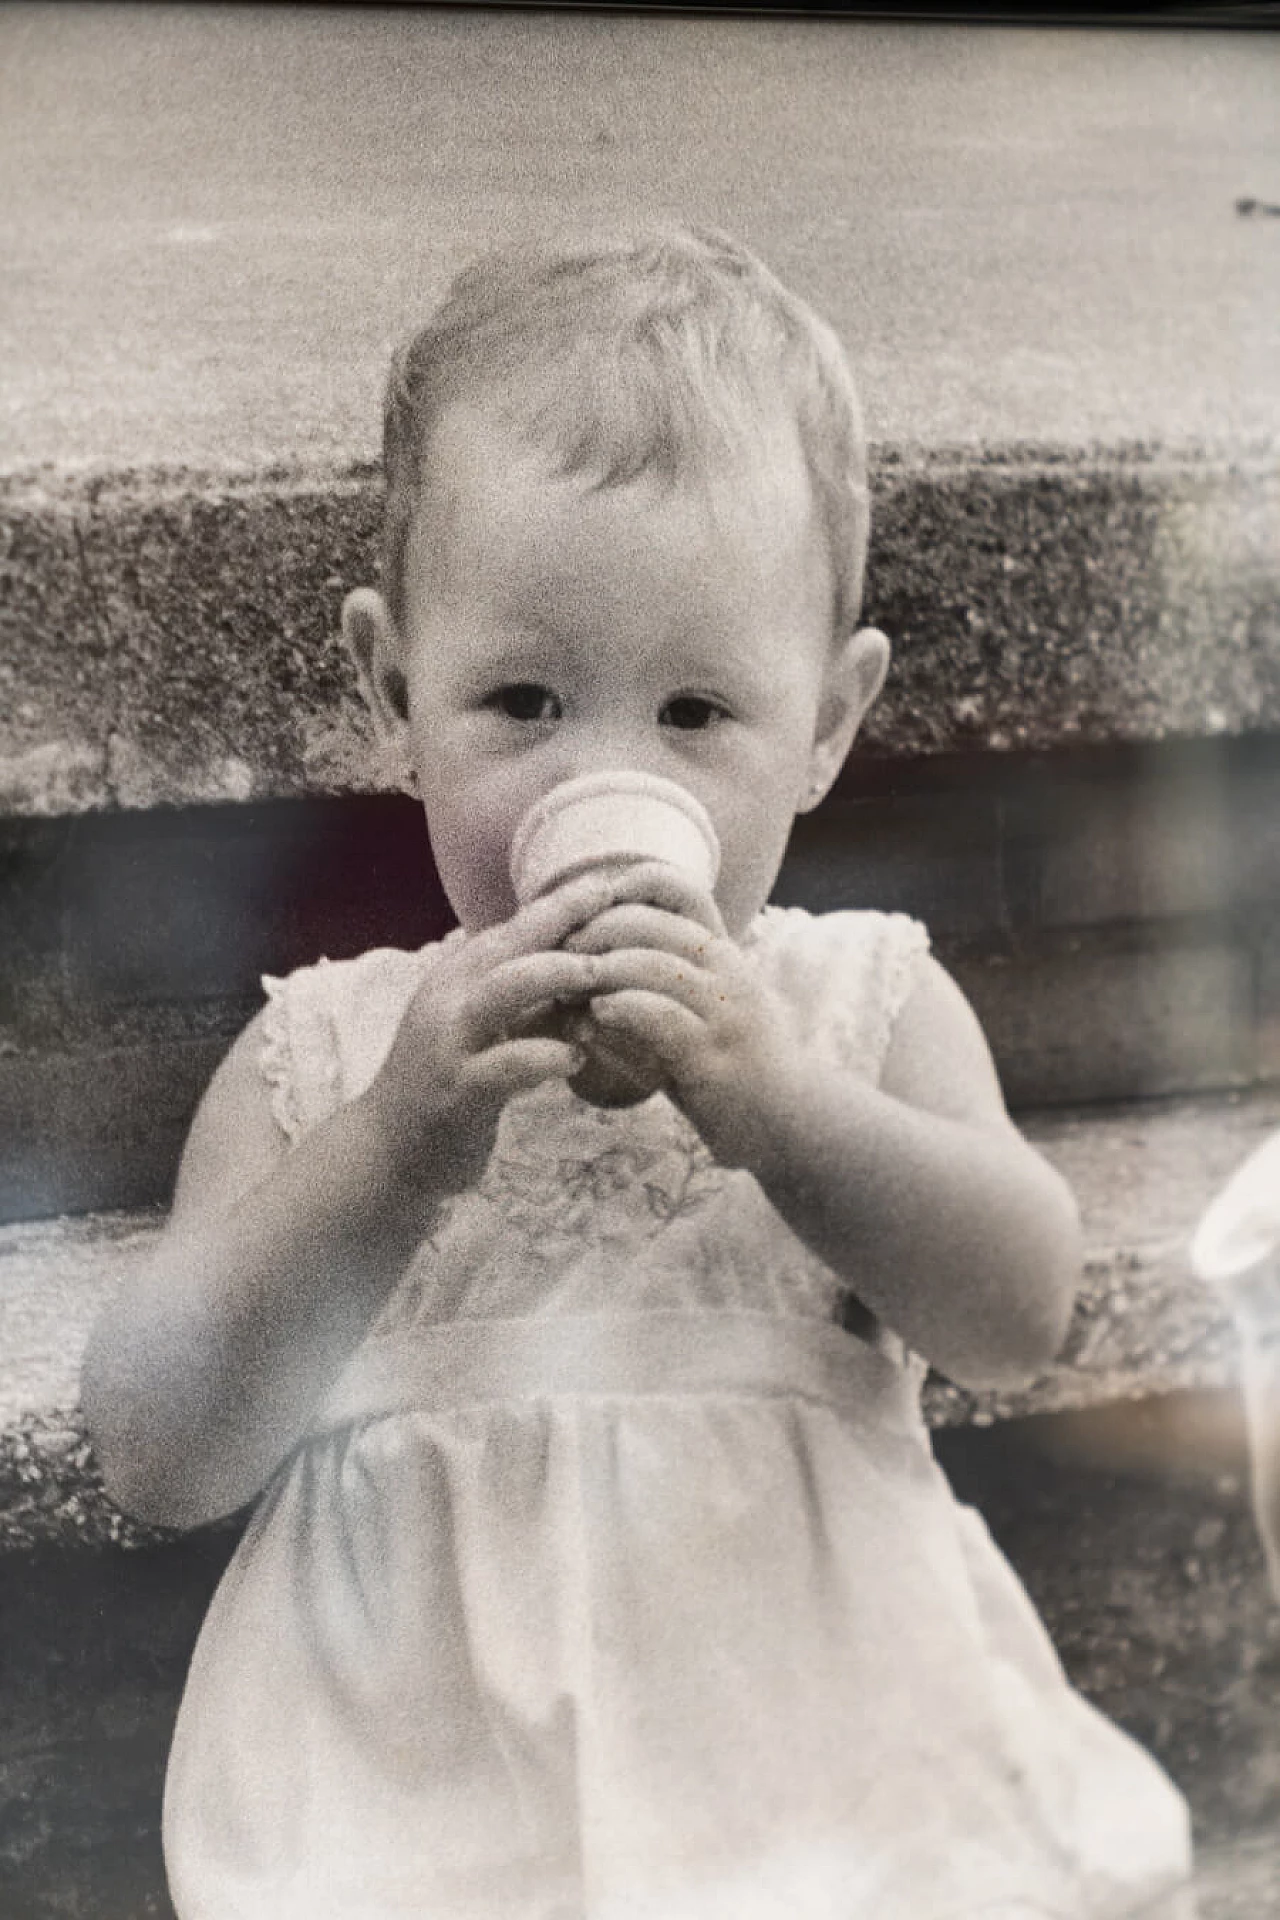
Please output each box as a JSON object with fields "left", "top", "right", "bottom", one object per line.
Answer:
{"left": 2, "top": 4, "right": 1279, "bottom": 1915}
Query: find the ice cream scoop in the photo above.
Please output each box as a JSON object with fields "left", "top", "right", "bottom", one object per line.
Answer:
{"left": 509, "top": 771, "right": 721, "bottom": 906}
{"left": 509, "top": 772, "right": 721, "bottom": 1108}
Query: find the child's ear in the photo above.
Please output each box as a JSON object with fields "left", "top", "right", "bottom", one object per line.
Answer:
{"left": 797, "top": 626, "right": 890, "bottom": 814}
{"left": 342, "top": 588, "right": 416, "bottom": 792}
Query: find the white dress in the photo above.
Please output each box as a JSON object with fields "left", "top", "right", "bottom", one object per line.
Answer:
{"left": 162, "top": 907, "right": 1196, "bottom": 1920}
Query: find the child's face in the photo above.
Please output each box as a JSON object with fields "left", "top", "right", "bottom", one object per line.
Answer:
{"left": 350, "top": 400, "right": 886, "bottom": 940}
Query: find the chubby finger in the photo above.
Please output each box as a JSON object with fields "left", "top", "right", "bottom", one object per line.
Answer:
{"left": 563, "top": 862, "right": 726, "bottom": 939}
{"left": 585, "top": 947, "right": 723, "bottom": 1017}
{"left": 590, "top": 989, "right": 706, "bottom": 1063}
{"left": 566, "top": 903, "right": 723, "bottom": 964}
{"left": 471, "top": 1036, "right": 587, "bottom": 1097}
{"left": 479, "top": 866, "right": 651, "bottom": 964}
{"left": 610, "top": 861, "right": 726, "bottom": 934}
{"left": 466, "top": 950, "right": 599, "bottom": 1047}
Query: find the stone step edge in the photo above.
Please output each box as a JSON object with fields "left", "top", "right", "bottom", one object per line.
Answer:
{"left": 3, "top": 1082, "right": 1279, "bottom": 1552}
{"left": 3, "top": 445, "right": 1278, "bottom": 817}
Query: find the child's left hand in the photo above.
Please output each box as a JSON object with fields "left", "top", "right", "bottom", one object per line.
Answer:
{"left": 565, "top": 866, "right": 793, "bottom": 1165}
{"left": 569, "top": 863, "right": 1083, "bottom": 1392}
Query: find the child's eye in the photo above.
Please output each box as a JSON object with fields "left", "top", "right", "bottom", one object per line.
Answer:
{"left": 485, "top": 684, "right": 562, "bottom": 722}
{"left": 660, "top": 695, "right": 728, "bottom": 732}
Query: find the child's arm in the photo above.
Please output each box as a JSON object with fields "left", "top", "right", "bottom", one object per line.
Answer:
{"left": 789, "top": 952, "right": 1080, "bottom": 1389}
{"left": 81, "top": 877, "right": 617, "bottom": 1530}
{"left": 573, "top": 903, "right": 1081, "bottom": 1392}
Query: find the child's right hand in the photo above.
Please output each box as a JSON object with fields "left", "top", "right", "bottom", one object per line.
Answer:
{"left": 82, "top": 862, "right": 723, "bottom": 1531}
{"left": 82, "top": 869, "right": 637, "bottom": 1529}
{"left": 362, "top": 869, "right": 633, "bottom": 1198}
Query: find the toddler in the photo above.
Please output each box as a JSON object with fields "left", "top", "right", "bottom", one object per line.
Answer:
{"left": 84, "top": 227, "right": 1195, "bottom": 1919}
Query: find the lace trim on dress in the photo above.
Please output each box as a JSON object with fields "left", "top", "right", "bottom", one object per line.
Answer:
{"left": 260, "top": 972, "right": 301, "bottom": 1144}
{"left": 259, "top": 958, "right": 341, "bottom": 1145}
{"left": 307, "top": 959, "right": 343, "bottom": 1128}
{"left": 744, "top": 904, "right": 930, "bottom": 1085}
{"left": 869, "top": 913, "right": 932, "bottom": 1080}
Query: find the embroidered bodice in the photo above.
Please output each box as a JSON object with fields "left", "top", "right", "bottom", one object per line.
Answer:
{"left": 261, "top": 905, "right": 930, "bottom": 1335}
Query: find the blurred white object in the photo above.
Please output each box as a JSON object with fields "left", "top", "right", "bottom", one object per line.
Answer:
{"left": 1191, "top": 1129, "right": 1280, "bottom": 1286}
{"left": 1191, "top": 1127, "right": 1280, "bottom": 1601}
{"left": 510, "top": 771, "right": 721, "bottom": 906}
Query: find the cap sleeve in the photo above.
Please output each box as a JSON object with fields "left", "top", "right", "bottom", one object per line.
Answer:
{"left": 260, "top": 962, "right": 339, "bottom": 1145}
{"left": 258, "top": 939, "right": 457, "bottom": 1144}
{"left": 749, "top": 906, "right": 930, "bottom": 1088}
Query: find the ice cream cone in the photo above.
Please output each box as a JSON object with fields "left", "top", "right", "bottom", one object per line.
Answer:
{"left": 509, "top": 773, "right": 721, "bottom": 1107}
{"left": 509, "top": 771, "right": 720, "bottom": 905}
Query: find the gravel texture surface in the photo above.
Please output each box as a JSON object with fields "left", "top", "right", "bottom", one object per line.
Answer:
{"left": 4, "top": 451, "right": 1278, "bottom": 816}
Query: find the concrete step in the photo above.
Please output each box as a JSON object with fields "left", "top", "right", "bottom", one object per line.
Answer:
{"left": 4, "top": 13, "right": 1278, "bottom": 467}
{"left": 3, "top": 1083, "right": 1278, "bottom": 1551}
{"left": 3, "top": 17, "right": 1278, "bottom": 815}
{"left": 5, "top": 451, "right": 1279, "bottom": 821}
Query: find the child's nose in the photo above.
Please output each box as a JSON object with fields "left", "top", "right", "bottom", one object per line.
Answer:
{"left": 553, "top": 725, "right": 667, "bottom": 790}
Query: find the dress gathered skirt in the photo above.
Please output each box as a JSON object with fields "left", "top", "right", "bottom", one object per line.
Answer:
{"left": 162, "top": 911, "right": 1197, "bottom": 1920}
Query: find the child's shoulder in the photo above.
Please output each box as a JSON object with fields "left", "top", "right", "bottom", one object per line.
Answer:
{"left": 752, "top": 905, "right": 1009, "bottom": 1128}
{"left": 261, "top": 939, "right": 444, "bottom": 1041}
{"left": 750, "top": 905, "right": 932, "bottom": 1086}
{"left": 752, "top": 902, "right": 928, "bottom": 968}
{"left": 263, "top": 931, "right": 461, "bottom": 996}
{"left": 751, "top": 903, "right": 930, "bottom": 1004}
{"left": 164, "top": 937, "right": 458, "bottom": 1224}
{"left": 260, "top": 935, "right": 462, "bottom": 1141}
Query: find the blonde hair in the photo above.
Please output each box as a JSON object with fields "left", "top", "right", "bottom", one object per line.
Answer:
{"left": 381, "top": 224, "right": 870, "bottom": 637}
